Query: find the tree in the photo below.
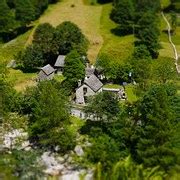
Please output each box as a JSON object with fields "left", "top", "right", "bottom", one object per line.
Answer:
{"left": 32, "top": 23, "right": 57, "bottom": 64}
{"left": 31, "top": 0, "right": 49, "bottom": 18}
{"left": 18, "top": 44, "right": 44, "bottom": 71}
{"left": 63, "top": 50, "right": 85, "bottom": 87}
{"left": 33, "top": 23, "right": 57, "bottom": 54}
{"left": 86, "top": 134, "right": 121, "bottom": 171}
{"left": 130, "top": 46, "right": 152, "bottom": 89}
{"left": 111, "top": 0, "right": 135, "bottom": 33}
{"left": 135, "top": 0, "right": 161, "bottom": 14}
{"left": 170, "top": 12, "right": 177, "bottom": 32}
{"left": 153, "top": 58, "right": 176, "bottom": 83}
{"left": 85, "top": 91, "right": 120, "bottom": 122}
{"left": 55, "top": 21, "right": 88, "bottom": 55}
{"left": 135, "top": 12, "right": 160, "bottom": 58}
{"left": 130, "top": 85, "right": 177, "bottom": 170}
{"left": 28, "top": 81, "right": 75, "bottom": 151}
{"left": 15, "top": 0, "right": 36, "bottom": 25}
{"left": 0, "top": 0, "right": 16, "bottom": 35}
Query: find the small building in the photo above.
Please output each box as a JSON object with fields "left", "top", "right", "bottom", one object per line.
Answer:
{"left": 37, "top": 64, "right": 55, "bottom": 82}
{"left": 54, "top": 55, "right": 66, "bottom": 74}
{"left": 102, "top": 87, "right": 126, "bottom": 100}
{"left": 75, "top": 74, "right": 103, "bottom": 104}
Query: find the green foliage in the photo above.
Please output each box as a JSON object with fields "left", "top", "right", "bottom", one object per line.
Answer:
{"left": 18, "top": 44, "right": 44, "bottom": 71}
{"left": 55, "top": 21, "right": 88, "bottom": 55}
{"left": 15, "top": 0, "right": 36, "bottom": 25}
{"left": 26, "top": 81, "right": 75, "bottom": 151}
{"left": 0, "top": 0, "right": 17, "bottom": 35}
{"left": 0, "top": 73, "right": 22, "bottom": 114}
{"left": 135, "top": 12, "right": 160, "bottom": 58}
{"left": 135, "top": 0, "right": 161, "bottom": 14}
{"left": 131, "top": 85, "right": 177, "bottom": 170}
{"left": 85, "top": 91, "right": 120, "bottom": 122}
{"left": 96, "top": 54, "right": 131, "bottom": 83}
{"left": 94, "top": 156, "right": 165, "bottom": 180}
{"left": 170, "top": 12, "right": 177, "bottom": 31}
{"left": 18, "top": 22, "right": 88, "bottom": 72}
{"left": 32, "top": 0, "right": 49, "bottom": 18}
{"left": 33, "top": 23, "right": 57, "bottom": 55}
{"left": 86, "top": 134, "right": 120, "bottom": 171}
{"left": 111, "top": 0, "right": 135, "bottom": 33}
{"left": 153, "top": 58, "right": 176, "bottom": 83}
{"left": 0, "top": 150, "right": 43, "bottom": 179}
{"left": 63, "top": 50, "right": 85, "bottom": 88}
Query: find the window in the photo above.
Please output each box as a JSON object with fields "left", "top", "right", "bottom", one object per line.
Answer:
{"left": 83, "top": 87, "right": 87, "bottom": 95}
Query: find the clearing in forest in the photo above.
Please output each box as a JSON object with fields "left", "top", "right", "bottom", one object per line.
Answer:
{"left": 27, "top": 0, "right": 103, "bottom": 63}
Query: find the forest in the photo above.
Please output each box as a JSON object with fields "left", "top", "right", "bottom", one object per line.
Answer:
{"left": 0, "top": 0, "right": 180, "bottom": 179}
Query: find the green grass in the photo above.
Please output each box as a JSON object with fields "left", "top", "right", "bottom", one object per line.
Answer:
{"left": 6, "top": 69, "right": 36, "bottom": 91}
{"left": 99, "top": 4, "right": 134, "bottom": 63}
{"left": 0, "top": 30, "right": 32, "bottom": 64}
{"left": 69, "top": 116, "right": 85, "bottom": 134}
{"left": 103, "top": 84, "right": 122, "bottom": 89}
{"left": 125, "top": 85, "right": 138, "bottom": 103}
{"left": 54, "top": 74, "right": 65, "bottom": 83}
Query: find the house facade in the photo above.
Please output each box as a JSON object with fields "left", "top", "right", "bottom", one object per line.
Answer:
{"left": 75, "top": 74, "right": 103, "bottom": 104}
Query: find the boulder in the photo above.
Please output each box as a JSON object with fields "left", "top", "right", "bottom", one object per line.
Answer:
{"left": 74, "top": 145, "right": 84, "bottom": 156}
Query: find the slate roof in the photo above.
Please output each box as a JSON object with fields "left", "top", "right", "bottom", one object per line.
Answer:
{"left": 41, "top": 64, "right": 55, "bottom": 75}
{"left": 84, "top": 74, "right": 103, "bottom": 92}
{"left": 85, "top": 67, "right": 95, "bottom": 77}
{"left": 54, "top": 55, "right": 66, "bottom": 67}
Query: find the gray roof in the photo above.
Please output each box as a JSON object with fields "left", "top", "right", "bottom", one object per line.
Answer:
{"left": 85, "top": 67, "right": 95, "bottom": 77}
{"left": 84, "top": 74, "right": 103, "bottom": 92}
{"left": 54, "top": 55, "right": 66, "bottom": 67}
{"left": 41, "top": 64, "right": 55, "bottom": 75}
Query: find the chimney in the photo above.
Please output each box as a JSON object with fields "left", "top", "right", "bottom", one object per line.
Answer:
{"left": 78, "top": 80, "right": 82, "bottom": 87}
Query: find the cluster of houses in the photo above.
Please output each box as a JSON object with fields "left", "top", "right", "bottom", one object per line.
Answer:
{"left": 36, "top": 55, "right": 126, "bottom": 105}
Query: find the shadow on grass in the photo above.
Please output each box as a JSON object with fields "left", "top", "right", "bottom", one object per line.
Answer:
{"left": 111, "top": 26, "right": 133, "bottom": 37}
{"left": 0, "top": 25, "right": 34, "bottom": 43}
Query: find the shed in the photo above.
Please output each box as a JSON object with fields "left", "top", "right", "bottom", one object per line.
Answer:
{"left": 37, "top": 64, "right": 55, "bottom": 82}
{"left": 54, "top": 55, "right": 66, "bottom": 74}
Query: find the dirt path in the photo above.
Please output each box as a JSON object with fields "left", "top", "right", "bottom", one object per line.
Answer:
{"left": 26, "top": 0, "right": 103, "bottom": 63}
{"left": 161, "top": 12, "right": 180, "bottom": 73}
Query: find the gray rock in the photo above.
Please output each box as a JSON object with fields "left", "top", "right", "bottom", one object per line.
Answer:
{"left": 57, "top": 156, "right": 65, "bottom": 163}
{"left": 74, "top": 145, "right": 84, "bottom": 156}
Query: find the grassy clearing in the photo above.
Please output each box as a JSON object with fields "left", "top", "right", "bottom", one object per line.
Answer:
{"left": 99, "top": 4, "right": 134, "bottom": 63}
{"left": 6, "top": 69, "right": 36, "bottom": 91}
{"left": 27, "top": 0, "right": 103, "bottom": 64}
{"left": 0, "top": 30, "right": 32, "bottom": 64}
{"left": 125, "top": 85, "right": 138, "bottom": 103}
{"left": 103, "top": 84, "right": 123, "bottom": 89}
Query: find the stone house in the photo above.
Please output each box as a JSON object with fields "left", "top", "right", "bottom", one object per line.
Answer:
{"left": 54, "top": 55, "right": 66, "bottom": 74}
{"left": 75, "top": 74, "right": 103, "bottom": 104}
{"left": 37, "top": 64, "right": 55, "bottom": 82}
